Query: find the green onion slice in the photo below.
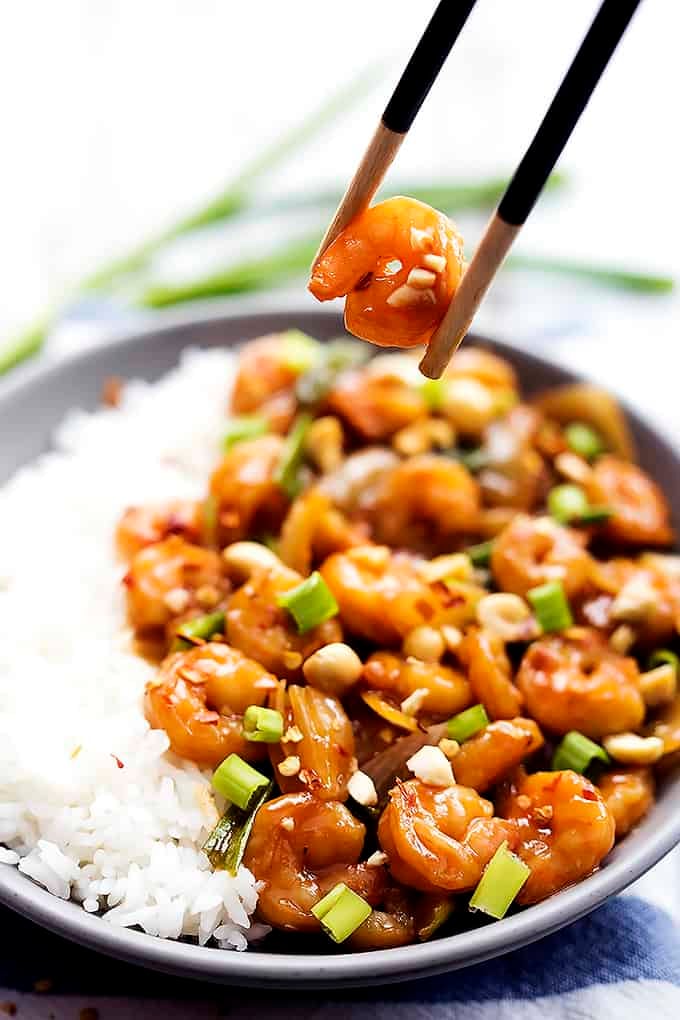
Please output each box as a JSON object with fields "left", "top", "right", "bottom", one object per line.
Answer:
{"left": 466, "top": 540, "right": 494, "bottom": 567}
{"left": 527, "top": 580, "right": 573, "bottom": 632}
{"left": 447, "top": 704, "right": 490, "bottom": 743}
{"left": 469, "top": 841, "right": 530, "bottom": 919}
{"left": 312, "top": 883, "right": 372, "bottom": 943}
{"left": 457, "top": 447, "right": 488, "bottom": 472}
{"left": 203, "top": 780, "right": 272, "bottom": 874}
{"left": 564, "top": 422, "right": 605, "bottom": 461}
{"left": 212, "top": 753, "right": 269, "bottom": 810}
{"left": 552, "top": 730, "right": 610, "bottom": 773}
{"left": 420, "top": 377, "right": 448, "bottom": 411}
{"left": 274, "top": 413, "right": 312, "bottom": 498}
{"left": 277, "top": 571, "right": 339, "bottom": 634}
{"left": 547, "top": 484, "right": 589, "bottom": 524}
{"left": 295, "top": 338, "right": 369, "bottom": 405}
{"left": 280, "top": 329, "right": 321, "bottom": 373}
{"left": 576, "top": 505, "right": 613, "bottom": 525}
{"left": 243, "top": 705, "right": 284, "bottom": 743}
{"left": 222, "top": 415, "right": 268, "bottom": 452}
{"left": 648, "top": 649, "right": 679, "bottom": 673}
{"left": 171, "top": 610, "right": 225, "bottom": 651}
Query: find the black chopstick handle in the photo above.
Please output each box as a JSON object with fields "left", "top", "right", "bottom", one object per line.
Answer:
{"left": 382, "top": 0, "right": 478, "bottom": 134}
{"left": 498, "top": 0, "right": 642, "bottom": 227}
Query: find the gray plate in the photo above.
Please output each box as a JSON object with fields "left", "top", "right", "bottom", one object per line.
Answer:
{"left": 1, "top": 301, "right": 679, "bottom": 989}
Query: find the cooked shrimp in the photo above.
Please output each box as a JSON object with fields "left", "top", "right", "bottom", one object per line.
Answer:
{"left": 209, "top": 435, "right": 289, "bottom": 546}
{"left": 477, "top": 406, "right": 548, "bottom": 511}
{"left": 368, "top": 456, "right": 480, "bottom": 554}
{"left": 598, "top": 767, "right": 655, "bottom": 839}
{"left": 362, "top": 651, "right": 472, "bottom": 719}
{"left": 271, "top": 684, "right": 355, "bottom": 801}
{"left": 516, "top": 628, "right": 644, "bottom": 738}
{"left": 460, "top": 628, "right": 524, "bottom": 720}
{"left": 144, "top": 641, "right": 277, "bottom": 766}
{"left": 123, "top": 536, "right": 228, "bottom": 633}
{"left": 327, "top": 369, "right": 428, "bottom": 441}
{"left": 378, "top": 779, "right": 518, "bottom": 893}
{"left": 116, "top": 500, "right": 203, "bottom": 562}
{"left": 321, "top": 546, "right": 478, "bottom": 646}
{"left": 586, "top": 455, "right": 674, "bottom": 547}
{"left": 243, "top": 791, "right": 385, "bottom": 932}
{"left": 278, "top": 488, "right": 366, "bottom": 577}
{"left": 444, "top": 347, "right": 518, "bottom": 393}
{"left": 491, "top": 514, "right": 591, "bottom": 598}
{"left": 309, "top": 197, "right": 466, "bottom": 348}
{"left": 226, "top": 563, "right": 342, "bottom": 678}
{"left": 349, "top": 886, "right": 416, "bottom": 950}
{"left": 590, "top": 556, "right": 680, "bottom": 645}
{"left": 500, "top": 770, "right": 615, "bottom": 904}
{"left": 453, "top": 718, "right": 543, "bottom": 792}
{"left": 231, "top": 333, "right": 301, "bottom": 433}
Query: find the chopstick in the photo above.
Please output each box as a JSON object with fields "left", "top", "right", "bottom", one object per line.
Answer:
{"left": 313, "top": 0, "right": 478, "bottom": 263}
{"left": 420, "top": 0, "right": 643, "bottom": 378}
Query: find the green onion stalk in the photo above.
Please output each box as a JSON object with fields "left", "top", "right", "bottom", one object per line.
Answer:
{"left": 203, "top": 779, "right": 273, "bottom": 874}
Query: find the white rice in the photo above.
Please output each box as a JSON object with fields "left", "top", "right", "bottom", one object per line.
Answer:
{"left": 0, "top": 347, "right": 269, "bottom": 949}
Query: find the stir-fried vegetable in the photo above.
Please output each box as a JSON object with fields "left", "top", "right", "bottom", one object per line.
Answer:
{"left": 203, "top": 780, "right": 273, "bottom": 874}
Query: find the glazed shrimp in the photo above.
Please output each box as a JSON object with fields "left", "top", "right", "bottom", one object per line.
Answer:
{"left": 144, "top": 642, "right": 277, "bottom": 766}
{"left": 231, "top": 333, "right": 301, "bottom": 433}
{"left": 491, "top": 514, "right": 591, "bottom": 598}
{"left": 444, "top": 346, "right": 518, "bottom": 393}
{"left": 516, "top": 628, "right": 644, "bottom": 738}
{"left": 226, "top": 563, "right": 342, "bottom": 678}
{"left": 209, "top": 435, "right": 289, "bottom": 546}
{"left": 500, "top": 770, "right": 615, "bottom": 904}
{"left": 460, "top": 628, "right": 524, "bottom": 720}
{"left": 349, "top": 886, "right": 416, "bottom": 950}
{"left": 362, "top": 652, "right": 472, "bottom": 719}
{"left": 368, "top": 456, "right": 481, "bottom": 554}
{"left": 309, "top": 197, "right": 466, "bottom": 348}
{"left": 320, "top": 546, "right": 478, "bottom": 646}
{"left": 116, "top": 500, "right": 203, "bottom": 562}
{"left": 598, "top": 767, "right": 655, "bottom": 839}
{"left": 123, "top": 536, "right": 228, "bottom": 633}
{"left": 453, "top": 718, "right": 544, "bottom": 792}
{"left": 585, "top": 455, "right": 674, "bottom": 547}
{"left": 378, "top": 779, "right": 518, "bottom": 894}
{"left": 327, "top": 369, "right": 428, "bottom": 440}
{"left": 590, "top": 556, "right": 680, "bottom": 646}
{"left": 243, "top": 792, "right": 385, "bottom": 932}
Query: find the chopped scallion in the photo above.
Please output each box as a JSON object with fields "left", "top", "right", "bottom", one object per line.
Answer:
{"left": 280, "top": 329, "right": 321, "bottom": 373}
{"left": 552, "top": 730, "right": 610, "bottom": 773}
{"left": 469, "top": 841, "right": 530, "bottom": 919}
{"left": 466, "top": 540, "right": 494, "bottom": 567}
{"left": 171, "top": 610, "right": 225, "bottom": 651}
{"left": 447, "top": 704, "right": 490, "bottom": 743}
{"left": 420, "top": 377, "right": 448, "bottom": 411}
{"left": 527, "top": 581, "right": 573, "bottom": 632}
{"left": 243, "top": 705, "right": 284, "bottom": 743}
{"left": 274, "top": 413, "right": 312, "bottom": 498}
{"left": 277, "top": 571, "right": 339, "bottom": 633}
{"left": 203, "top": 780, "right": 272, "bottom": 874}
{"left": 212, "top": 753, "right": 269, "bottom": 810}
{"left": 295, "top": 338, "right": 369, "bottom": 405}
{"left": 222, "top": 415, "right": 268, "bottom": 451}
{"left": 547, "top": 484, "right": 589, "bottom": 524}
{"left": 457, "top": 447, "right": 488, "bottom": 472}
{"left": 648, "top": 649, "right": 679, "bottom": 674}
{"left": 564, "top": 422, "right": 605, "bottom": 461}
{"left": 311, "top": 882, "right": 371, "bottom": 943}
{"left": 576, "top": 505, "right": 613, "bottom": 525}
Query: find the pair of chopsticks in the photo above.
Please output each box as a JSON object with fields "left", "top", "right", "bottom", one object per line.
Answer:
{"left": 314, "top": 0, "right": 643, "bottom": 378}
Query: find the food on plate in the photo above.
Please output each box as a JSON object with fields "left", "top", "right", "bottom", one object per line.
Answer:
{"left": 1, "top": 330, "right": 677, "bottom": 954}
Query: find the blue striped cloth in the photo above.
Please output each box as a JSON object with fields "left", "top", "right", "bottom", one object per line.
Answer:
{"left": 1, "top": 896, "right": 679, "bottom": 1018}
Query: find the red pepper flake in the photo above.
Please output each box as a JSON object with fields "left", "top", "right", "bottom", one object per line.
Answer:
{"left": 122, "top": 571, "right": 133, "bottom": 589}
{"left": 299, "top": 768, "right": 322, "bottom": 792}
{"left": 581, "top": 787, "right": 598, "bottom": 801}
{"left": 101, "top": 376, "right": 124, "bottom": 408}
{"left": 111, "top": 755, "right": 125, "bottom": 769}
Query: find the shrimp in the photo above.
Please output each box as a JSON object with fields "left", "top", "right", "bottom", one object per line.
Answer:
{"left": 476, "top": 406, "right": 548, "bottom": 511}
{"left": 243, "top": 791, "right": 385, "bottom": 932}
{"left": 226, "top": 563, "right": 342, "bottom": 678}
{"left": 499, "top": 770, "right": 615, "bottom": 904}
{"left": 327, "top": 369, "right": 427, "bottom": 440}
{"left": 116, "top": 500, "right": 203, "bottom": 562}
{"left": 362, "top": 651, "right": 472, "bottom": 719}
{"left": 368, "top": 456, "right": 480, "bottom": 554}
{"left": 208, "top": 435, "right": 290, "bottom": 546}
{"left": 590, "top": 556, "right": 680, "bottom": 646}
{"left": 349, "top": 886, "right": 416, "bottom": 950}
{"left": 378, "top": 779, "right": 518, "bottom": 894}
{"left": 308, "top": 197, "right": 466, "bottom": 348}
{"left": 516, "top": 628, "right": 644, "bottom": 738}
{"left": 123, "top": 536, "right": 228, "bottom": 633}
{"left": 144, "top": 642, "right": 277, "bottom": 766}
{"left": 444, "top": 347, "right": 518, "bottom": 393}
{"left": 453, "top": 718, "right": 544, "bottom": 792}
{"left": 320, "top": 545, "right": 478, "bottom": 646}
{"left": 270, "top": 684, "right": 355, "bottom": 801}
{"left": 459, "top": 628, "right": 524, "bottom": 720}
{"left": 585, "top": 455, "right": 674, "bottom": 547}
{"left": 231, "top": 333, "right": 304, "bottom": 433}
{"left": 598, "top": 767, "right": 655, "bottom": 839}
{"left": 491, "top": 514, "right": 592, "bottom": 598}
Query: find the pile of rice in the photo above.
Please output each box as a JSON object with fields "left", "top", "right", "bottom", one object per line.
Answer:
{"left": 0, "top": 348, "right": 269, "bottom": 949}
